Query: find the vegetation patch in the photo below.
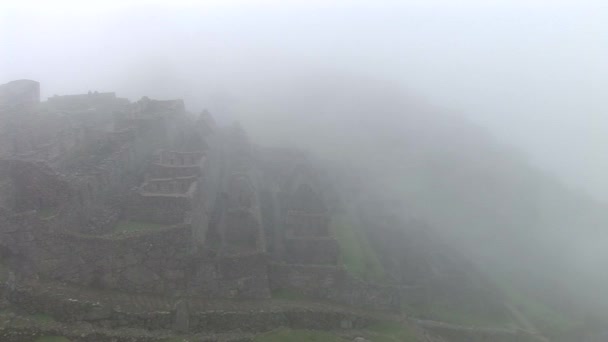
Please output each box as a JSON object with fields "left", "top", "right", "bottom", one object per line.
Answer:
{"left": 30, "top": 313, "right": 57, "bottom": 326}
{"left": 113, "top": 220, "right": 168, "bottom": 235}
{"left": 271, "top": 289, "right": 311, "bottom": 301}
{"left": 330, "top": 214, "right": 386, "bottom": 282}
{"left": 367, "top": 321, "right": 418, "bottom": 342}
{"left": 498, "top": 282, "right": 582, "bottom": 336}
{"left": 254, "top": 328, "right": 346, "bottom": 342}
{"left": 37, "top": 207, "right": 58, "bottom": 219}
{"left": 34, "top": 336, "right": 70, "bottom": 342}
{"left": 424, "top": 303, "right": 512, "bottom": 327}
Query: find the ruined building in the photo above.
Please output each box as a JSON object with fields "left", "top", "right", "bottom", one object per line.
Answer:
{"left": 0, "top": 80, "right": 525, "bottom": 342}
{"left": 0, "top": 79, "right": 400, "bottom": 302}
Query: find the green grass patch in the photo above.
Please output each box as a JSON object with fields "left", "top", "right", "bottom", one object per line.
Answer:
{"left": 498, "top": 282, "right": 580, "bottom": 334}
{"left": 483, "top": 271, "right": 587, "bottom": 337}
{"left": 254, "top": 328, "right": 347, "bottom": 342}
{"left": 330, "top": 214, "right": 386, "bottom": 282}
{"left": 113, "top": 220, "right": 168, "bottom": 235}
{"left": 34, "top": 337, "right": 71, "bottom": 342}
{"left": 30, "top": 313, "right": 56, "bottom": 325}
{"left": 368, "top": 321, "right": 418, "bottom": 342}
{"left": 272, "top": 289, "right": 310, "bottom": 301}
{"left": 37, "top": 207, "right": 58, "bottom": 219}
{"left": 424, "top": 303, "right": 511, "bottom": 327}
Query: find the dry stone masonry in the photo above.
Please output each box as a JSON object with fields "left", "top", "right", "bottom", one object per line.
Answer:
{"left": 0, "top": 80, "right": 399, "bottom": 306}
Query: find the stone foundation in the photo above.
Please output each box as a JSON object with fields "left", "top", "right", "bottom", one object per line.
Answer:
{"left": 3, "top": 282, "right": 375, "bottom": 334}
{"left": 269, "top": 263, "right": 401, "bottom": 312}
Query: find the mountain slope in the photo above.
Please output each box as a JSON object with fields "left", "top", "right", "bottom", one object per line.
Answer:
{"left": 229, "top": 71, "right": 608, "bottom": 333}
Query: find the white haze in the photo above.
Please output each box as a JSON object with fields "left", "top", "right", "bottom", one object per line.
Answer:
{"left": 2, "top": 0, "right": 607, "bottom": 202}
{"left": 2, "top": 0, "right": 608, "bottom": 316}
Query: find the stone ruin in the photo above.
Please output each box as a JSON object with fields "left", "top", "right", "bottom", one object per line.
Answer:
{"left": 0, "top": 79, "right": 402, "bottom": 307}
{"left": 0, "top": 80, "right": 520, "bottom": 341}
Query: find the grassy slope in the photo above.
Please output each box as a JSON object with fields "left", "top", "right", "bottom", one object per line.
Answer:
{"left": 30, "top": 313, "right": 57, "bottom": 327}
{"left": 367, "top": 322, "right": 419, "bottom": 342}
{"left": 330, "top": 213, "right": 514, "bottom": 328}
{"left": 329, "top": 214, "right": 386, "bottom": 282}
{"left": 239, "top": 74, "right": 606, "bottom": 338}
{"left": 494, "top": 277, "right": 584, "bottom": 337}
{"left": 34, "top": 337, "right": 71, "bottom": 342}
{"left": 423, "top": 303, "right": 513, "bottom": 328}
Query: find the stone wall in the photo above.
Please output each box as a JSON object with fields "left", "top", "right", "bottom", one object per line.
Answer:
{"left": 269, "top": 263, "right": 401, "bottom": 312}
{"left": 0, "top": 159, "right": 70, "bottom": 213}
{"left": 187, "top": 252, "right": 271, "bottom": 300}
{"left": 158, "top": 150, "right": 204, "bottom": 166}
{"left": 149, "top": 163, "right": 202, "bottom": 178}
{"left": 222, "top": 209, "right": 262, "bottom": 253}
{"left": 61, "top": 141, "right": 139, "bottom": 233}
{"left": 0, "top": 203, "right": 270, "bottom": 299}
{"left": 215, "top": 253, "right": 271, "bottom": 299}
{"left": 0, "top": 207, "right": 194, "bottom": 295}
{"left": 1, "top": 209, "right": 267, "bottom": 299}
{"left": 285, "top": 211, "right": 329, "bottom": 237}
{"left": 4, "top": 284, "right": 375, "bottom": 336}
{"left": 141, "top": 176, "right": 197, "bottom": 194}
{"left": 136, "top": 97, "right": 186, "bottom": 116}
{"left": 127, "top": 193, "right": 193, "bottom": 225}
{"left": 283, "top": 237, "right": 339, "bottom": 265}
{"left": 46, "top": 226, "right": 193, "bottom": 294}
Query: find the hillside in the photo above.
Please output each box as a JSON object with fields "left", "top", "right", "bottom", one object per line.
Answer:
{"left": 0, "top": 78, "right": 604, "bottom": 341}
{"left": 229, "top": 72, "right": 608, "bottom": 338}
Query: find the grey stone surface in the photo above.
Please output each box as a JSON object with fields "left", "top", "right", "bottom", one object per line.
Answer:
{"left": 172, "top": 299, "right": 190, "bottom": 333}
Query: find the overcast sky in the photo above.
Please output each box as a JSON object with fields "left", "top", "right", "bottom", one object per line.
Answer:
{"left": 1, "top": 0, "right": 607, "bottom": 201}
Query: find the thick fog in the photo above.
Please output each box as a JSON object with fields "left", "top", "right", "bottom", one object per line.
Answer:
{"left": 2, "top": 0, "right": 607, "bottom": 201}
{"left": 2, "top": 0, "right": 608, "bottom": 318}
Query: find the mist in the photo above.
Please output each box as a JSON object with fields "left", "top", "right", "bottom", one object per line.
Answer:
{"left": 1, "top": 1, "right": 608, "bottom": 340}
{"left": 2, "top": 1, "right": 607, "bottom": 200}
